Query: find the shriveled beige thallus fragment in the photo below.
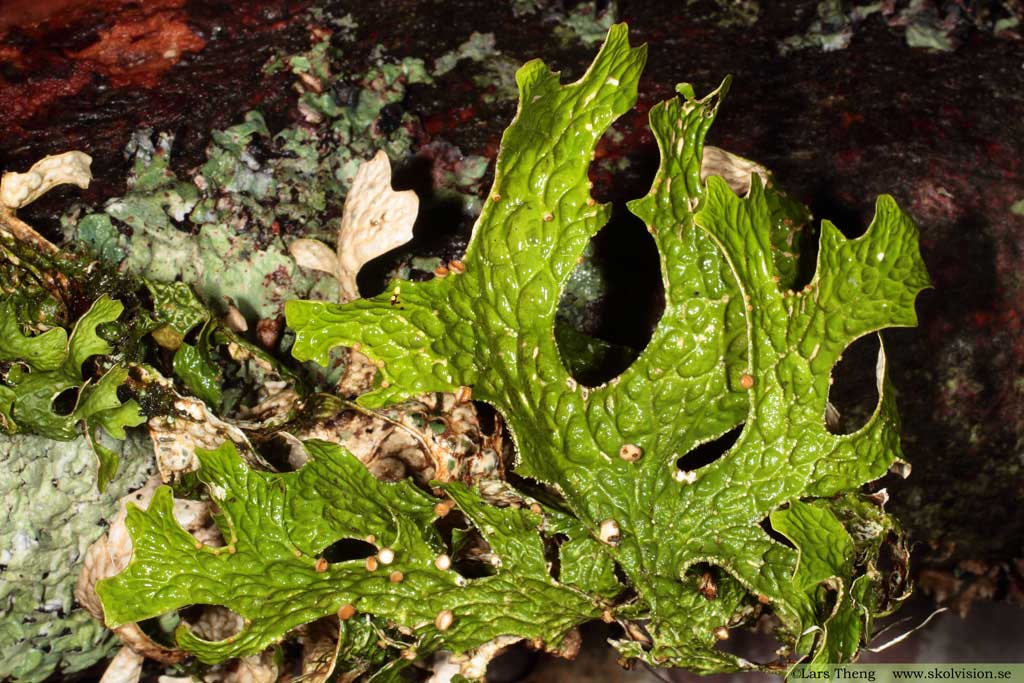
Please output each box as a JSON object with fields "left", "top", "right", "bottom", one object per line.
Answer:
{"left": 98, "top": 646, "right": 145, "bottom": 683}
{"left": 700, "top": 145, "right": 770, "bottom": 196}
{"left": 1, "top": 151, "right": 93, "bottom": 255}
{"left": 0, "top": 151, "right": 93, "bottom": 209}
{"left": 290, "top": 150, "right": 418, "bottom": 302}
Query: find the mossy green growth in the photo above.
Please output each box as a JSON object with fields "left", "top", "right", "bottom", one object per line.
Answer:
{"left": 0, "top": 296, "right": 146, "bottom": 490}
{"left": 98, "top": 25, "right": 929, "bottom": 674}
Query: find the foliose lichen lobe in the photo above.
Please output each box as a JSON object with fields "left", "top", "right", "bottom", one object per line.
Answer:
{"left": 89, "top": 23, "right": 928, "bottom": 676}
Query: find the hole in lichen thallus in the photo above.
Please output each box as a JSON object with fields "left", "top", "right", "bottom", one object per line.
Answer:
{"left": 555, "top": 202, "right": 662, "bottom": 386}
{"left": 448, "top": 525, "right": 495, "bottom": 580}
{"left": 254, "top": 432, "right": 302, "bottom": 472}
{"left": 321, "top": 537, "right": 377, "bottom": 563}
{"left": 178, "top": 604, "right": 245, "bottom": 641}
{"left": 818, "top": 584, "right": 840, "bottom": 620}
{"left": 486, "top": 639, "right": 538, "bottom": 682}
{"left": 715, "top": 618, "right": 787, "bottom": 665}
{"left": 432, "top": 506, "right": 489, "bottom": 581}
{"left": 51, "top": 387, "right": 80, "bottom": 416}
{"left": 135, "top": 614, "right": 181, "bottom": 650}
{"left": 546, "top": 533, "right": 568, "bottom": 581}
{"left": 759, "top": 515, "right": 796, "bottom": 549}
{"left": 826, "top": 334, "right": 881, "bottom": 435}
{"left": 685, "top": 562, "right": 720, "bottom": 598}
{"left": 676, "top": 423, "right": 743, "bottom": 473}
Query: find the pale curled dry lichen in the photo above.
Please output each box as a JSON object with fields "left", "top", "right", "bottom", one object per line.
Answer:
{"left": 0, "top": 153, "right": 91, "bottom": 259}
{"left": 290, "top": 150, "right": 418, "bottom": 303}
{"left": 0, "top": 152, "right": 93, "bottom": 210}
{"left": 96, "top": 647, "right": 145, "bottom": 683}
{"left": 699, "top": 145, "right": 770, "bottom": 196}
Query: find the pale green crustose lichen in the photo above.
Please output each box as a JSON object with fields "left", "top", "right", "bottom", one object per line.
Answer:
{"left": 0, "top": 434, "right": 152, "bottom": 683}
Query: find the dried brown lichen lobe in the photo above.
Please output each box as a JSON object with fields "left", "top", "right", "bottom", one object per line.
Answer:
{"left": 1, "top": 151, "right": 92, "bottom": 256}
{"left": 0, "top": 151, "right": 92, "bottom": 210}
{"left": 288, "top": 150, "right": 418, "bottom": 304}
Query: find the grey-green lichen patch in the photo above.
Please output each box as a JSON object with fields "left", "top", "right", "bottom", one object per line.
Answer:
{"left": 66, "top": 32, "right": 436, "bottom": 322}
{"left": 0, "top": 433, "right": 153, "bottom": 683}
{"left": 68, "top": 128, "right": 335, "bottom": 321}
{"left": 780, "top": 1, "right": 884, "bottom": 54}
{"left": 683, "top": 0, "right": 761, "bottom": 29}
{"left": 433, "top": 32, "right": 520, "bottom": 105}
{"left": 433, "top": 32, "right": 500, "bottom": 77}
{"left": 551, "top": 1, "right": 618, "bottom": 46}
{"left": 509, "top": 0, "right": 618, "bottom": 46}
{"left": 780, "top": 0, "right": 1021, "bottom": 54}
